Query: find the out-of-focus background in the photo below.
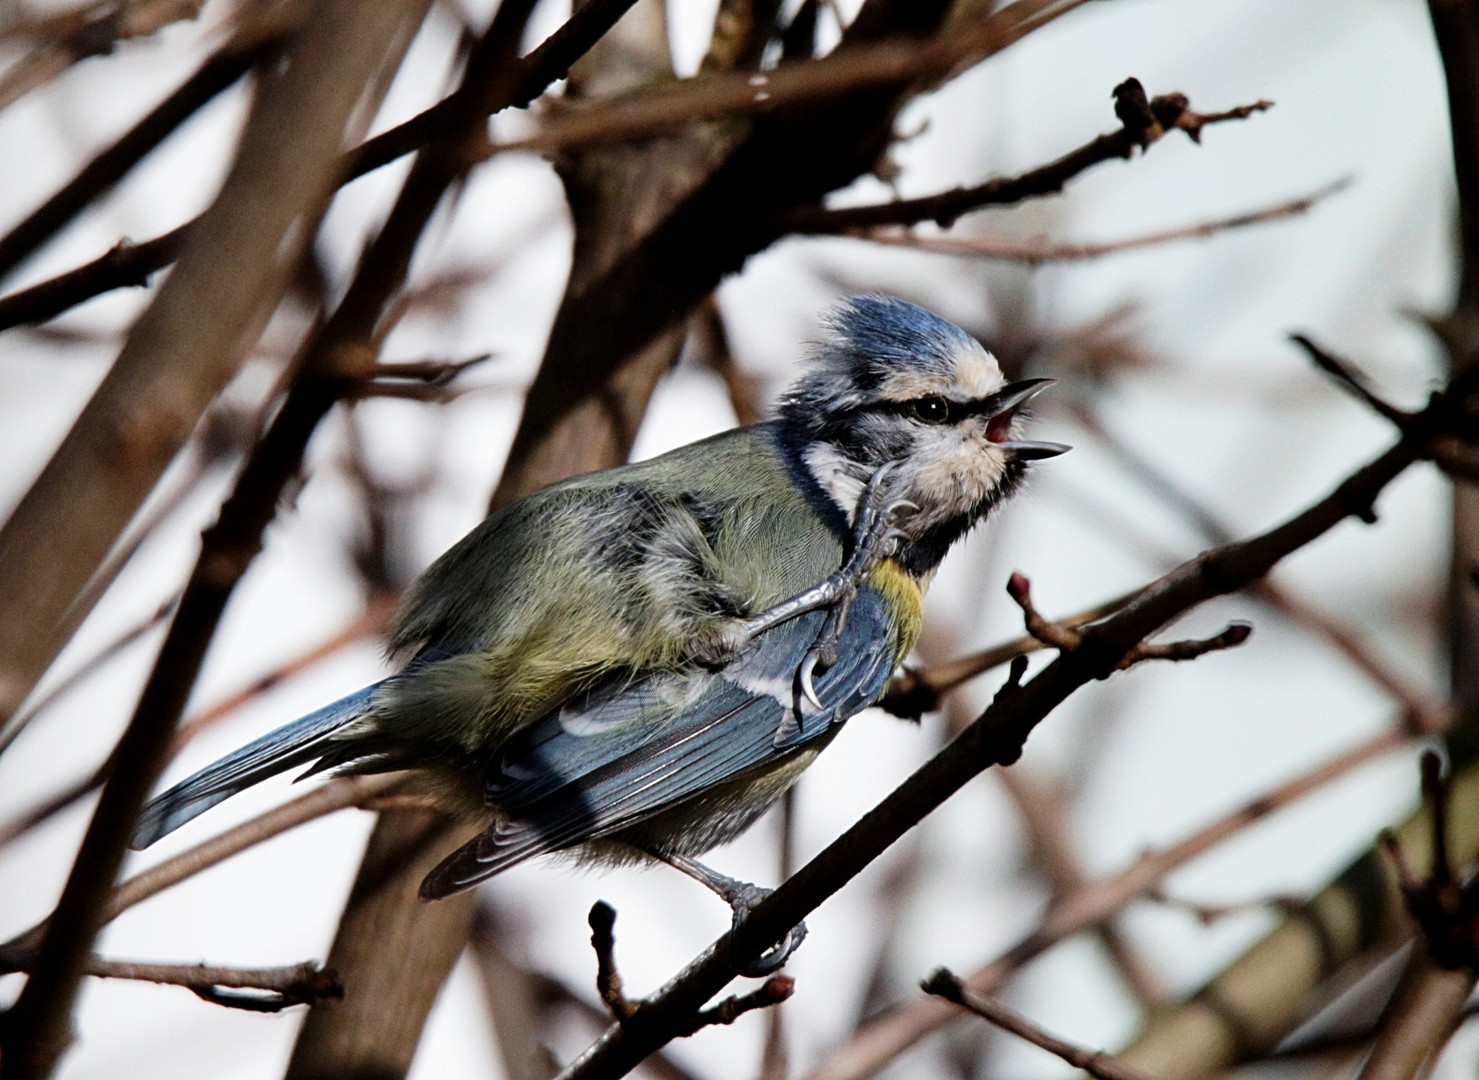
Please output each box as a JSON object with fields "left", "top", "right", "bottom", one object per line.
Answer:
{"left": 0, "top": 1, "right": 1469, "bottom": 1079}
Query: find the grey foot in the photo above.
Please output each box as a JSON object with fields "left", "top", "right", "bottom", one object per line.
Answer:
{"left": 722, "top": 881, "right": 809, "bottom": 977}
{"left": 643, "top": 849, "right": 808, "bottom": 976}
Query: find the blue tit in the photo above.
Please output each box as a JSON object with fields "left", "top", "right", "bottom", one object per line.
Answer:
{"left": 132, "top": 295, "right": 1067, "bottom": 968}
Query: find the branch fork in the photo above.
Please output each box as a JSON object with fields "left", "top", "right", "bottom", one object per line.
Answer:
{"left": 1006, "top": 572, "right": 1251, "bottom": 677}
{"left": 587, "top": 901, "right": 793, "bottom": 1037}
{"left": 1381, "top": 751, "right": 1479, "bottom": 971}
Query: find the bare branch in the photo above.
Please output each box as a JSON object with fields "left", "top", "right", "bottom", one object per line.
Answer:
{"left": 922, "top": 968, "right": 1157, "bottom": 1080}
{"left": 784, "top": 79, "right": 1273, "bottom": 233}
{"left": 0, "top": 774, "right": 404, "bottom": 975}
{"left": 551, "top": 350, "right": 1479, "bottom": 1080}
{"left": 856, "top": 181, "right": 1348, "bottom": 263}
{"left": 802, "top": 723, "right": 1417, "bottom": 1080}
{"left": 79, "top": 958, "right": 341, "bottom": 1013}
{"left": 1006, "top": 571, "right": 1252, "bottom": 672}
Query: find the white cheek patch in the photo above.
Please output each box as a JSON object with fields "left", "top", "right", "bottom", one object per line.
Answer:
{"left": 803, "top": 442, "right": 868, "bottom": 522}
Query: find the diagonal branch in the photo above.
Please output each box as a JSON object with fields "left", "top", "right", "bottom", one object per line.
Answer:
{"left": 548, "top": 363, "right": 1479, "bottom": 1080}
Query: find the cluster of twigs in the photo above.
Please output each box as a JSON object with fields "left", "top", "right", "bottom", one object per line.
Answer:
{"left": 1, "top": 2, "right": 1477, "bottom": 1080}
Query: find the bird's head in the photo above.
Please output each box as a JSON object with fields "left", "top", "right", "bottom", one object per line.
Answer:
{"left": 779, "top": 295, "right": 1068, "bottom": 570}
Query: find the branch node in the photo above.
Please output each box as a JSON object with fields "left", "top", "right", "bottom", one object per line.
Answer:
{"left": 1382, "top": 752, "right": 1479, "bottom": 970}
{"left": 1007, "top": 572, "right": 1082, "bottom": 653}
{"left": 877, "top": 664, "right": 938, "bottom": 721}
{"left": 589, "top": 900, "right": 640, "bottom": 1022}
{"left": 673, "top": 975, "right": 795, "bottom": 1037}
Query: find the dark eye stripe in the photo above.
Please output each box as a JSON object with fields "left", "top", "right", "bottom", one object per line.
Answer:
{"left": 870, "top": 395, "right": 981, "bottom": 425}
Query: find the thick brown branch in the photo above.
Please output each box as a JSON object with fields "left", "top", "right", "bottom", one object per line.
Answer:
{"left": 0, "top": 18, "right": 292, "bottom": 283}
{"left": 922, "top": 969, "right": 1156, "bottom": 1080}
{"left": 0, "top": 4, "right": 429, "bottom": 1073}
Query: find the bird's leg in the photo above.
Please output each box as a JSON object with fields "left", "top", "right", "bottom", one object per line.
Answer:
{"left": 731, "top": 463, "right": 914, "bottom": 649}
{"left": 727, "top": 463, "right": 915, "bottom": 706}
{"left": 639, "top": 847, "right": 807, "bottom": 976}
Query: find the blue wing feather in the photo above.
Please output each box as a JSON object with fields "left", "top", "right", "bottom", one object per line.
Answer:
{"left": 420, "top": 589, "right": 900, "bottom": 897}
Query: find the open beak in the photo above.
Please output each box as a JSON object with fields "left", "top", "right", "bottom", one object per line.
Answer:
{"left": 984, "top": 378, "right": 1071, "bottom": 461}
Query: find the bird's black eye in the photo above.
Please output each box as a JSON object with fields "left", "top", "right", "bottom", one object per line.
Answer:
{"left": 908, "top": 397, "right": 952, "bottom": 424}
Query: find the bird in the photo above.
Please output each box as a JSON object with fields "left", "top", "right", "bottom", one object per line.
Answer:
{"left": 131, "top": 294, "right": 1067, "bottom": 972}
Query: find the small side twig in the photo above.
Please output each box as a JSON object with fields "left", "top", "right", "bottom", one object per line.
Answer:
{"left": 1006, "top": 572, "right": 1251, "bottom": 673}
{"left": 671, "top": 977, "right": 794, "bottom": 1039}
{"left": 589, "top": 902, "right": 640, "bottom": 1022}
{"left": 1380, "top": 751, "right": 1479, "bottom": 970}
{"left": 586, "top": 900, "right": 793, "bottom": 1035}
{"left": 1289, "top": 333, "right": 1412, "bottom": 426}
{"left": 921, "top": 968, "right": 1156, "bottom": 1080}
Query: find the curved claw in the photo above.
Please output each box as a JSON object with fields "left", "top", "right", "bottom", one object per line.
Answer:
{"left": 798, "top": 650, "right": 824, "bottom": 711}
{"left": 731, "top": 920, "right": 809, "bottom": 977}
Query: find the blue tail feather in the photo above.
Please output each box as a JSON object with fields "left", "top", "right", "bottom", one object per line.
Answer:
{"left": 130, "top": 681, "right": 384, "bottom": 849}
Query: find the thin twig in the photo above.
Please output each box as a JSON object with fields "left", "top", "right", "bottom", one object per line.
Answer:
{"left": 74, "top": 958, "right": 341, "bottom": 1013}
{"left": 784, "top": 78, "right": 1273, "bottom": 233}
{"left": 1289, "top": 333, "right": 1412, "bottom": 426}
{"left": 922, "top": 968, "right": 1157, "bottom": 1080}
{"left": 0, "top": 774, "right": 403, "bottom": 974}
{"left": 855, "top": 180, "right": 1348, "bottom": 263}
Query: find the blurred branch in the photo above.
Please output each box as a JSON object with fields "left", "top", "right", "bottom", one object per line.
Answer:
{"left": 554, "top": 354, "right": 1479, "bottom": 1080}
{"left": 994, "top": 764, "right": 1161, "bottom": 1007}
{"left": 0, "top": 0, "right": 1087, "bottom": 334}
{"left": 0, "top": 0, "right": 644, "bottom": 332}
{"left": 1288, "top": 333, "right": 1413, "bottom": 426}
{"left": 0, "top": 597, "right": 394, "bottom": 849}
{"left": 784, "top": 79, "right": 1274, "bottom": 233}
{"left": 1356, "top": 752, "right": 1479, "bottom": 1080}
{"left": 1356, "top": 949, "right": 1477, "bottom": 1080}
{"left": 0, "top": 774, "right": 403, "bottom": 975}
{"left": 0, "top": 594, "right": 177, "bottom": 760}
{"left": 1069, "top": 403, "right": 1447, "bottom": 729}
{"left": 0, "top": 0, "right": 212, "bottom": 112}
{"left": 922, "top": 968, "right": 1156, "bottom": 1080}
{"left": 474, "top": 0, "right": 1089, "bottom": 162}
{"left": 0, "top": 3, "right": 430, "bottom": 1072}
{"left": 857, "top": 180, "right": 1347, "bottom": 264}
{"left": 1112, "top": 740, "right": 1479, "bottom": 1080}
{"left": 0, "top": 10, "right": 296, "bottom": 282}
{"left": 0, "top": 0, "right": 422, "bottom": 746}
{"left": 800, "top": 724, "right": 1417, "bottom": 1080}
{"left": 11, "top": 955, "right": 344, "bottom": 1013}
